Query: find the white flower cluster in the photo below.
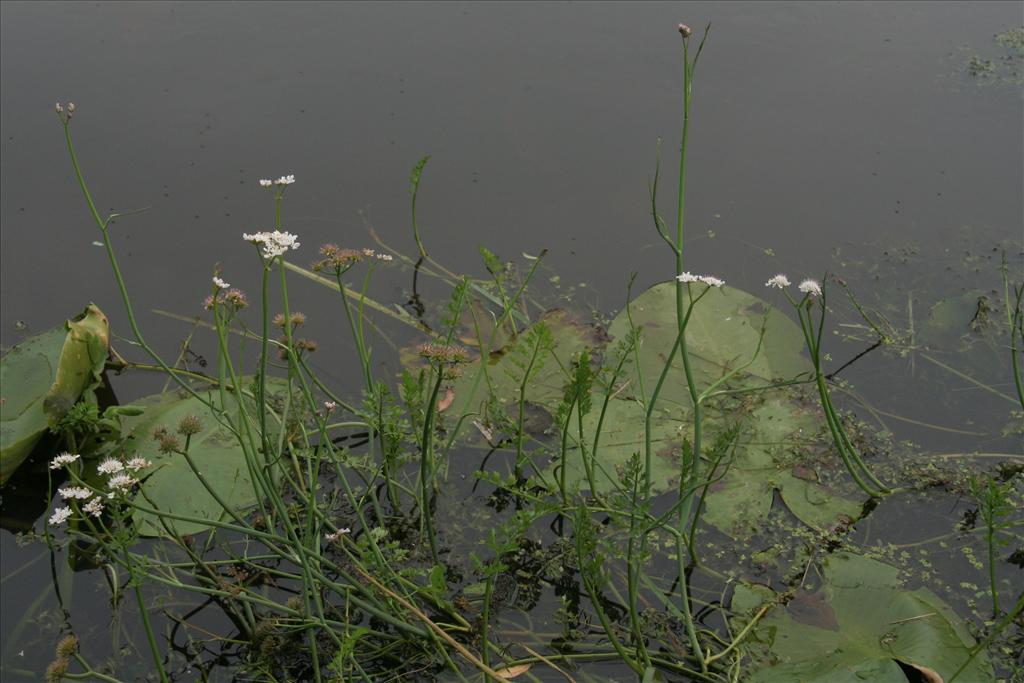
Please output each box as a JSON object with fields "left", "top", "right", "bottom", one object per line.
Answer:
{"left": 258, "top": 174, "right": 296, "bottom": 187}
{"left": 47, "top": 453, "right": 153, "bottom": 526}
{"left": 799, "top": 279, "right": 822, "bottom": 297}
{"left": 58, "top": 486, "right": 92, "bottom": 500}
{"left": 243, "top": 230, "right": 301, "bottom": 259}
{"left": 47, "top": 453, "right": 105, "bottom": 524}
{"left": 213, "top": 276, "right": 230, "bottom": 290}
{"left": 764, "top": 274, "right": 823, "bottom": 298}
{"left": 325, "top": 527, "right": 351, "bottom": 543}
{"left": 676, "top": 272, "right": 725, "bottom": 288}
{"left": 359, "top": 248, "right": 394, "bottom": 262}
{"left": 50, "top": 452, "right": 80, "bottom": 469}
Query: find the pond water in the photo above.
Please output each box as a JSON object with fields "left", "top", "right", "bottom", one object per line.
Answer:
{"left": 1, "top": 2, "right": 1021, "bottom": 681}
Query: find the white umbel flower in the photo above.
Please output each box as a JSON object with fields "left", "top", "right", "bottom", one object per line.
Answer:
{"left": 243, "top": 230, "right": 301, "bottom": 259}
{"left": 765, "top": 274, "right": 790, "bottom": 289}
{"left": 274, "top": 174, "right": 296, "bottom": 185}
{"left": 49, "top": 507, "right": 73, "bottom": 525}
{"left": 325, "top": 527, "right": 351, "bottom": 543}
{"left": 108, "top": 473, "right": 138, "bottom": 494}
{"left": 59, "top": 486, "right": 93, "bottom": 500}
{"left": 259, "top": 179, "right": 273, "bottom": 187}
{"left": 700, "top": 275, "right": 725, "bottom": 288}
{"left": 798, "top": 279, "right": 822, "bottom": 297}
{"left": 677, "top": 272, "right": 724, "bottom": 287}
{"left": 126, "top": 457, "right": 152, "bottom": 472}
{"left": 83, "top": 497, "right": 105, "bottom": 517}
{"left": 50, "top": 452, "right": 80, "bottom": 469}
{"left": 97, "top": 458, "right": 125, "bottom": 476}
{"left": 213, "top": 276, "right": 230, "bottom": 290}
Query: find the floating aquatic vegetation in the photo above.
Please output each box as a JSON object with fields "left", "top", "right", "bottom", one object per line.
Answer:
{"left": 0, "top": 305, "right": 109, "bottom": 483}
{"left": 733, "top": 553, "right": 994, "bottom": 681}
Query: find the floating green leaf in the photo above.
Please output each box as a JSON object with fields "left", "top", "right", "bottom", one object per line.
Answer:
{"left": 92, "top": 378, "right": 287, "bottom": 537}
{"left": 0, "top": 305, "right": 109, "bottom": 484}
{"left": 736, "top": 553, "right": 993, "bottom": 682}
{"left": 447, "top": 309, "right": 606, "bottom": 426}
{"left": 573, "top": 283, "right": 859, "bottom": 534}
{"left": 448, "top": 282, "right": 862, "bottom": 536}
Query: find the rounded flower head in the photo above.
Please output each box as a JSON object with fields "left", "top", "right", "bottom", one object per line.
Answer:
{"left": 56, "top": 634, "right": 79, "bottom": 659}
{"left": 259, "top": 179, "right": 273, "bottom": 187}
{"left": 418, "top": 342, "right": 470, "bottom": 365}
{"left": 765, "top": 274, "right": 791, "bottom": 289}
{"left": 97, "top": 458, "right": 125, "bottom": 476}
{"left": 213, "top": 276, "right": 230, "bottom": 290}
{"left": 274, "top": 174, "right": 296, "bottom": 185}
{"left": 798, "top": 279, "right": 822, "bottom": 297}
{"left": 678, "top": 23, "right": 692, "bottom": 38}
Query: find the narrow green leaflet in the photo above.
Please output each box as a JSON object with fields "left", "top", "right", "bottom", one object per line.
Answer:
{"left": 0, "top": 305, "right": 109, "bottom": 484}
{"left": 736, "top": 553, "right": 993, "bottom": 682}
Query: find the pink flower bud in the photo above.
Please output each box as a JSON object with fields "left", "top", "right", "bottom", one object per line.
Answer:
{"left": 678, "top": 23, "right": 692, "bottom": 38}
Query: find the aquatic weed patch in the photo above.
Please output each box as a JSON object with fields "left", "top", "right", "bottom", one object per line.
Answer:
{"left": 1, "top": 26, "right": 1021, "bottom": 683}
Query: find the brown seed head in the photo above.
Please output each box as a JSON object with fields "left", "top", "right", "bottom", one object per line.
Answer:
{"left": 177, "top": 414, "right": 203, "bottom": 436}
{"left": 55, "top": 635, "right": 79, "bottom": 659}
{"left": 45, "top": 658, "right": 69, "bottom": 683}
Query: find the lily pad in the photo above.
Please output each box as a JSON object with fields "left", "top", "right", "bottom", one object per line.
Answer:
{"left": 448, "top": 282, "right": 862, "bottom": 536}
{"left": 736, "top": 553, "right": 993, "bottom": 682}
{"left": 447, "top": 309, "right": 607, "bottom": 425}
{"left": 0, "top": 305, "right": 110, "bottom": 484}
{"left": 570, "top": 283, "right": 858, "bottom": 534}
{"left": 94, "top": 378, "right": 287, "bottom": 537}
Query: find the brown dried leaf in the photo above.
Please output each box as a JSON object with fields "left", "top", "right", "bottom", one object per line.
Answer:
{"left": 493, "top": 663, "right": 532, "bottom": 679}
{"left": 436, "top": 388, "right": 455, "bottom": 413}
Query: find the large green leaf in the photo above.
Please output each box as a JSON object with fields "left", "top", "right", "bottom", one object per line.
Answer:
{"left": 94, "top": 378, "right": 287, "bottom": 537}
{"left": 569, "top": 283, "right": 859, "bottom": 534}
{"left": 736, "top": 553, "right": 993, "bottom": 682}
{"left": 0, "top": 305, "right": 109, "bottom": 483}
{"left": 448, "top": 282, "right": 861, "bottom": 536}
{"left": 447, "top": 309, "right": 606, "bottom": 424}
{"left": 605, "top": 282, "right": 811, "bottom": 400}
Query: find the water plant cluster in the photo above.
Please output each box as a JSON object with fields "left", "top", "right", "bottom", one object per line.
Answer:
{"left": 2, "top": 25, "right": 1021, "bottom": 683}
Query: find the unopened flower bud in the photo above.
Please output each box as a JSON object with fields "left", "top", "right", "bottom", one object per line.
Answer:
{"left": 67, "top": 102, "right": 76, "bottom": 113}
{"left": 678, "top": 23, "right": 692, "bottom": 38}
{"left": 55, "top": 102, "right": 63, "bottom": 114}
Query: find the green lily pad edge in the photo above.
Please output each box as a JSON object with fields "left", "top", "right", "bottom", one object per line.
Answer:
{"left": 732, "top": 552, "right": 993, "bottom": 682}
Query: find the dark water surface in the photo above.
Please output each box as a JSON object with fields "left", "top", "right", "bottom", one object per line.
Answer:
{"left": 2, "top": 1, "right": 1022, "bottom": 680}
